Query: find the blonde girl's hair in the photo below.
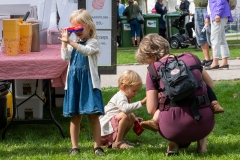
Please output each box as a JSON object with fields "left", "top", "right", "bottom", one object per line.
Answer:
{"left": 118, "top": 70, "right": 142, "bottom": 89}
{"left": 69, "top": 9, "right": 97, "bottom": 39}
{"left": 135, "top": 33, "right": 170, "bottom": 64}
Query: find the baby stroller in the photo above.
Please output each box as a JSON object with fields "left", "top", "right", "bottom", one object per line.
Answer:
{"left": 168, "top": 12, "right": 200, "bottom": 49}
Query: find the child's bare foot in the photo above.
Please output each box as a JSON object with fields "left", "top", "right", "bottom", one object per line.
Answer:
{"left": 140, "top": 119, "right": 159, "bottom": 132}
{"left": 212, "top": 100, "right": 224, "bottom": 114}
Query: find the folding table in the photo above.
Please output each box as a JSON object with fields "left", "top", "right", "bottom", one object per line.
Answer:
{"left": 0, "top": 45, "right": 68, "bottom": 140}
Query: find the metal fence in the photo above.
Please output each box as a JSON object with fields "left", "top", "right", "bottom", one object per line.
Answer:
{"left": 226, "top": 7, "right": 240, "bottom": 40}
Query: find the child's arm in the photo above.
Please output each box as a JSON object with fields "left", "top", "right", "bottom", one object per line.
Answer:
{"left": 61, "top": 46, "right": 73, "bottom": 61}
{"left": 58, "top": 28, "right": 73, "bottom": 61}
{"left": 75, "top": 38, "right": 100, "bottom": 56}
{"left": 141, "top": 97, "right": 147, "bottom": 105}
{"left": 116, "top": 96, "right": 144, "bottom": 114}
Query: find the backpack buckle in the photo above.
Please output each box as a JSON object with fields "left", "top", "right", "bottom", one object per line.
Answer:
{"left": 195, "top": 96, "right": 207, "bottom": 106}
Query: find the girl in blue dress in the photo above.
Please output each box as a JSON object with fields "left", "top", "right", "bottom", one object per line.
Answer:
{"left": 58, "top": 9, "right": 105, "bottom": 156}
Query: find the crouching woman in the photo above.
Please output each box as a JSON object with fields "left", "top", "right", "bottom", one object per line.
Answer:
{"left": 135, "top": 33, "right": 215, "bottom": 155}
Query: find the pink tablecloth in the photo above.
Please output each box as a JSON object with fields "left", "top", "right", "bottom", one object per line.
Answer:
{"left": 0, "top": 45, "right": 68, "bottom": 87}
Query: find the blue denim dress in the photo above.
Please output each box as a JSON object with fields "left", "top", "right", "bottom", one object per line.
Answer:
{"left": 63, "top": 40, "right": 104, "bottom": 117}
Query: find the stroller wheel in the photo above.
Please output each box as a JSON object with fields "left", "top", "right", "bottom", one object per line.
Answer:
{"left": 169, "top": 38, "right": 180, "bottom": 49}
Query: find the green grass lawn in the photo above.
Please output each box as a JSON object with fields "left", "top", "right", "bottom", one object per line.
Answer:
{"left": 117, "top": 40, "right": 240, "bottom": 65}
{"left": 0, "top": 40, "right": 240, "bottom": 159}
{"left": 0, "top": 81, "right": 240, "bottom": 159}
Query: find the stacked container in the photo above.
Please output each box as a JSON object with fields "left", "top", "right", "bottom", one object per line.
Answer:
{"left": 19, "top": 21, "right": 32, "bottom": 54}
{"left": 15, "top": 79, "right": 43, "bottom": 119}
{"left": 3, "top": 19, "right": 20, "bottom": 56}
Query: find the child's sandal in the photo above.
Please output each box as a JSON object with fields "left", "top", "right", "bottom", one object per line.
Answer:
{"left": 94, "top": 147, "right": 105, "bottom": 156}
{"left": 112, "top": 141, "right": 134, "bottom": 149}
{"left": 69, "top": 148, "right": 80, "bottom": 156}
{"left": 123, "top": 139, "right": 135, "bottom": 146}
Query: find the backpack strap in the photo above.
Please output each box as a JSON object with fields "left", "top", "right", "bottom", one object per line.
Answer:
{"left": 147, "top": 63, "right": 162, "bottom": 92}
{"left": 190, "top": 53, "right": 203, "bottom": 72}
{"left": 180, "top": 53, "right": 203, "bottom": 71}
{"left": 190, "top": 95, "right": 209, "bottom": 121}
{"left": 170, "top": 95, "right": 209, "bottom": 121}
{"left": 178, "top": 53, "right": 203, "bottom": 88}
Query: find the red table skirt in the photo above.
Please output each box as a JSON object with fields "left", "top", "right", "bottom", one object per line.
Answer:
{"left": 0, "top": 45, "right": 68, "bottom": 87}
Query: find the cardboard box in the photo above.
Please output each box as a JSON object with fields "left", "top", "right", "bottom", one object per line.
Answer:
{"left": 15, "top": 96, "right": 43, "bottom": 119}
{"left": 14, "top": 79, "right": 42, "bottom": 98}
{"left": 47, "top": 29, "right": 61, "bottom": 45}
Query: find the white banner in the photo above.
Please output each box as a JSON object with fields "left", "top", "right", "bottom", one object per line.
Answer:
{"left": 86, "top": 0, "right": 112, "bottom": 30}
{"left": 97, "top": 30, "right": 112, "bottom": 66}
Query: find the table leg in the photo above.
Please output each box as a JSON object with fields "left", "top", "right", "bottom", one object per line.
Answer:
{"left": 46, "top": 79, "right": 65, "bottom": 138}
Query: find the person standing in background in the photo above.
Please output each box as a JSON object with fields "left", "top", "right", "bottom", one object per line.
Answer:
{"left": 179, "top": 0, "right": 190, "bottom": 13}
{"left": 204, "top": 0, "right": 233, "bottom": 70}
{"left": 117, "top": 0, "right": 121, "bottom": 47}
{"left": 179, "top": 0, "right": 190, "bottom": 25}
{"left": 194, "top": 0, "right": 212, "bottom": 67}
{"left": 184, "top": 2, "right": 195, "bottom": 44}
{"left": 155, "top": 0, "right": 167, "bottom": 39}
{"left": 123, "top": 0, "right": 142, "bottom": 46}
{"left": 118, "top": 0, "right": 125, "bottom": 16}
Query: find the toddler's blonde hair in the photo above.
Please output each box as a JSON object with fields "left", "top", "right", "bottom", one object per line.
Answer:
{"left": 69, "top": 9, "right": 97, "bottom": 39}
{"left": 118, "top": 70, "right": 142, "bottom": 89}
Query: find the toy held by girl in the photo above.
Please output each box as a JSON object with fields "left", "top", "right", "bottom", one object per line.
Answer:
{"left": 58, "top": 9, "right": 105, "bottom": 156}
{"left": 99, "top": 70, "right": 146, "bottom": 149}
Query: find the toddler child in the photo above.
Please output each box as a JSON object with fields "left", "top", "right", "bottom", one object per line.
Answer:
{"left": 99, "top": 70, "right": 146, "bottom": 149}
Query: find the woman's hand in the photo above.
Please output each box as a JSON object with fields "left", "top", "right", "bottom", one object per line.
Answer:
{"left": 215, "top": 15, "right": 220, "bottom": 23}
{"left": 204, "top": 18, "right": 210, "bottom": 26}
{"left": 141, "top": 97, "right": 147, "bottom": 105}
{"left": 58, "top": 28, "right": 71, "bottom": 43}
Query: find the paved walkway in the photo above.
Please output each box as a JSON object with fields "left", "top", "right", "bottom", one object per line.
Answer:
{"left": 100, "top": 59, "right": 240, "bottom": 88}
